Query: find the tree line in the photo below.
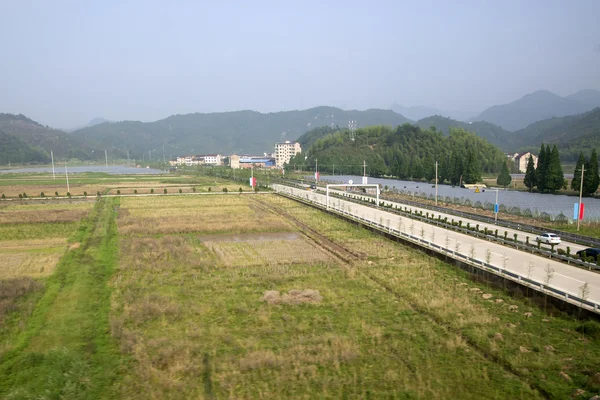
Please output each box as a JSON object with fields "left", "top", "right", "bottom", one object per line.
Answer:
{"left": 523, "top": 144, "right": 599, "bottom": 195}
{"left": 287, "top": 124, "right": 507, "bottom": 184}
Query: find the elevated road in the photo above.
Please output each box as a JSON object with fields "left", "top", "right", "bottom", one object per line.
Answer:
{"left": 324, "top": 188, "right": 588, "bottom": 254}
{"left": 274, "top": 184, "right": 600, "bottom": 308}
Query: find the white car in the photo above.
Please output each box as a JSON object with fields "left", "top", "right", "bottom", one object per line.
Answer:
{"left": 535, "top": 233, "right": 561, "bottom": 245}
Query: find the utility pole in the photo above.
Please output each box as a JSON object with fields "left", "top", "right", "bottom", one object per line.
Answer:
{"left": 51, "top": 150, "right": 55, "bottom": 179}
{"left": 65, "top": 163, "right": 70, "bottom": 194}
{"left": 435, "top": 161, "right": 438, "bottom": 205}
{"left": 578, "top": 165, "right": 585, "bottom": 231}
{"left": 105, "top": 150, "right": 108, "bottom": 169}
{"left": 332, "top": 163, "right": 335, "bottom": 175}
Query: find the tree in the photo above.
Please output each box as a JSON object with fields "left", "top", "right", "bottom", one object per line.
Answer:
{"left": 571, "top": 152, "right": 586, "bottom": 191}
{"left": 536, "top": 144, "right": 549, "bottom": 192}
{"left": 463, "top": 148, "right": 481, "bottom": 184}
{"left": 524, "top": 154, "right": 536, "bottom": 192}
{"left": 546, "top": 145, "right": 564, "bottom": 193}
{"left": 496, "top": 161, "right": 512, "bottom": 187}
{"left": 583, "top": 148, "right": 599, "bottom": 196}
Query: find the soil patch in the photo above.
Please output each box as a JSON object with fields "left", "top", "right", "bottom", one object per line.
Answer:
{"left": 262, "top": 289, "right": 322, "bottom": 305}
{"left": 199, "top": 232, "right": 300, "bottom": 243}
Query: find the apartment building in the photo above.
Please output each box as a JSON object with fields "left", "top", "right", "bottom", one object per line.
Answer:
{"left": 275, "top": 141, "right": 302, "bottom": 168}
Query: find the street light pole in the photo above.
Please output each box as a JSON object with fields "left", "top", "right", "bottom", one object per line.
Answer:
{"left": 435, "top": 161, "right": 438, "bottom": 206}
{"left": 495, "top": 189, "right": 499, "bottom": 223}
{"left": 65, "top": 163, "right": 70, "bottom": 194}
{"left": 578, "top": 165, "right": 585, "bottom": 231}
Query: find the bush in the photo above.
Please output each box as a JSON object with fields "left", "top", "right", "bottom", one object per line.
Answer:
{"left": 67, "top": 192, "right": 71, "bottom": 197}
{"left": 133, "top": 190, "right": 137, "bottom": 194}
{"left": 23, "top": 193, "right": 28, "bottom": 198}
{"left": 557, "top": 248, "right": 566, "bottom": 256}
{"left": 18, "top": 194, "right": 22, "bottom": 199}
{"left": 513, "top": 233, "right": 518, "bottom": 242}
{"left": 192, "top": 187, "right": 196, "bottom": 193}
{"left": 83, "top": 191, "right": 87, "bottom": 197}
{"left": 223, "top": 187, "right": 228, "bottom": 193}
{"left": 40, "top": 192, "right": 45, "bottom": 197}
{"left": 179, "top": 188, "right": 182, "bottom": 193}
{"left": 239, "top": 187, "right": 243, "bottom": 193}
{"left": 163, "top": 188, "right": 167, "bottom": 194}
{"left": 117, "top": 190, "right": 121, "bottom": 195}
{"left": 495, "top": 229, "right": 498, "bottom": 238}
{"left": 1, "top": 194, "right": 5, "bottom": 199}
{"left": 150, "top": 189, "right": 154, "bottom": 194}
{"left": 97, "top": 191, "right": 101, "bottom": 197}
{"left": 55, "top": 191, "right": 59, "bottom": 197}
{"left": 566, "top": 246, "right": 571, "bottom": 256}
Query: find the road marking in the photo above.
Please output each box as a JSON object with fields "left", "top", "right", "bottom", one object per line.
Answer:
{"left": 554, "top": 272, "right": 585, "bottom": 284}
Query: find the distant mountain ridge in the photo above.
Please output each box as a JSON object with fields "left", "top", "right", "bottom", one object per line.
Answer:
{"left": 475, "top": 89, "right": 600, "bottom": 131}
{"left": 512, "top": 107, "right": 600, "bottom": 161}
{"left": 0, "top": 113, "right": 117, "bottom": 160}
{"left": 71, "top": 106, "right": 412, "bottom": 158}
{"left": 415, "top": 116, "right": 511, "bottom": 149}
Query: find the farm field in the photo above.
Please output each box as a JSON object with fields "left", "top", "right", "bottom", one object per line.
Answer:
{"left": 0, "top": 172, "right": 252, "bottom": 198}
{"left": 0, "top": 188, "right": 599, "bottom": 399}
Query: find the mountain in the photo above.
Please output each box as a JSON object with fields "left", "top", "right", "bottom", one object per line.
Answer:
{"left": 513, "top": 107, "right": 600, "bottom": 161}
{"left": 71, "top": 107, "right": 411, "bottom": 158}
{"left": 475, "top": 90, "right": 600, "bottom": 131}
{"left": 0, "top": 113, "right": 116, "bottom": 160}
{"left": 565, "top": 89, "right": 600, "bottom": 109}
{"left": 415, "top": 115, "right": 512, "bottom": 149}
{"left": 0, "top": 129, "right": 50, "bottom": 164}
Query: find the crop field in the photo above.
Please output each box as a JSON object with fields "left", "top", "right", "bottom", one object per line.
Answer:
{"left": 118, "top": 195, "right": 291, "bottom": 235}
{"left": 0, "top": 172, "right": 253, "bottom": 198}
{"left": 1, "top": 187, "right": 600, "bottom": 399}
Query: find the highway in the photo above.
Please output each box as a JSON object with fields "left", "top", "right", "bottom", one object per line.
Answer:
{"left": 273, "top": 184, "right": 600, "bottom": 306}
{"left": 324, "top": 188, "right": 587, "bottom": 254}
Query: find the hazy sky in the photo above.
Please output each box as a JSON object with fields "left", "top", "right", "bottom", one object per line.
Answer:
{"left": 1, "top": 0, "right": 599, "bottom": 128}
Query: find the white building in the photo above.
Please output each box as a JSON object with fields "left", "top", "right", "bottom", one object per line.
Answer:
{"left": 275, "top": 141, "right": 302, "bottom": 168}
{"left": 201, "top": 154, "right": 222, "bottom": 165}
{"left": 509, "top": 152, "right": 538, "bottom": 173}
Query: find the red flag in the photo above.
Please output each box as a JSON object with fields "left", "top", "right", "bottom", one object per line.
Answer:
{"left": 579, "top": 203, "right": 585, "bottom": 220}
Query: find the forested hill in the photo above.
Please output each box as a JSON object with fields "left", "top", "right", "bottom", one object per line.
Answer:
{"left": 512, "top": 108, "right": 600, "bottom": 161}
{"left": 0, "top": 129, "right": 50, "bottom": 164}
{"left": 288, "top": 124, "right": 507, "bottom": 184}
{"left": 0, "top": 113, "right": 112, "bottom": 160}
{"left": 415, "top": 116, "right": 512, "bottom": 149}
{"left": 72, "top": 107, "right": 412, "bottom": 157}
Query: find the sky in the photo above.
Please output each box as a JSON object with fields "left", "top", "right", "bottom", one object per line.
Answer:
{"left": 0, "top": 0, "right": 599, "bottom": 128}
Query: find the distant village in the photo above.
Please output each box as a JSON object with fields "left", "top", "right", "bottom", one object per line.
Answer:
{"left": 169, "top": 141, "right": 301, "bottom": 170}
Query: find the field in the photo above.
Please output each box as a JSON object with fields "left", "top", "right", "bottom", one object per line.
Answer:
{"left": 1, "top": 183, "right": 600, "bottom": 399}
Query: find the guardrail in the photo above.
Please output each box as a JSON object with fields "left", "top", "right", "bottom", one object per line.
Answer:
{"left": 320, "top": 187, "right": 600, "bottom": 273}
{"left": 275, "top": 178, "right": 600, "bottom": 248}
{"left": 274, "top": 185, "right": 600, "bottom": 314}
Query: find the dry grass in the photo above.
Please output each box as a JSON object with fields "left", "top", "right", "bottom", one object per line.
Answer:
{"left": 109, "top": 196, "right": 545, "bottom": 399}
{"left": 0, "top": 277, "right": 42, "bottom": 321}
{"left": 261, "top": 289, "right": 322, "bottom": 305}
{"left": 206, "top": 239, "right": 332, "bottom": 267}
{"left": 118, "top": 195, "right": 292, "bottom": 235}
{"left": 0, "top": 209, "right": 90, "bottom": 224}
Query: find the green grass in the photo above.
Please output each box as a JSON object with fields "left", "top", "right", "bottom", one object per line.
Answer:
{"left": 0, "top": 222, "right": 79, "bottom": 241}
{"left": 0, "top": 198, "right": 124, "bottom": 399}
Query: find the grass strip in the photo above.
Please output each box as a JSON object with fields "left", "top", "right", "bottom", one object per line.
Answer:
{"left": 0, "top": 198, "right": 123, "bottom": 399}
